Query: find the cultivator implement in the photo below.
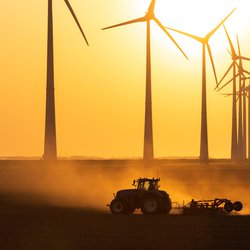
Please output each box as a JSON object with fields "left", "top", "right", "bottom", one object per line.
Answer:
{"left": 181, "top": 198, "right": 243, "bottom": 215}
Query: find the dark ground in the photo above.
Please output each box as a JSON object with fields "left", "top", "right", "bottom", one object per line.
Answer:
{"left": 1, "top": 160, "right": 250, "bottom": 250}
{"left": 0, "top": 206, "right": 250, "bottom": 250}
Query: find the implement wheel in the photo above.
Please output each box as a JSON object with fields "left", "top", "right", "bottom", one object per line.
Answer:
{"left": 234, "top": 201, "right": 243, "bottom": 212}
{"left": 224, "top": 202, "right": 234, "bottom": 213}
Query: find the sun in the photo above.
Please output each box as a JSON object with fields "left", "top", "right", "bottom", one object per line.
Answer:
{"left": 156, "top": 0, "right": 235, "bottom": 34}
{"left": 156, "top": 0, "right": 249, "bottom": 35}
{"left": 133, "top": 0, "right": 250, "bottom": 56}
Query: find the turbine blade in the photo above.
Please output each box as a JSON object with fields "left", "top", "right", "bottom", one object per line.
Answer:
{"left": 226, "top": 48, "right": 232, "bottom": 57}
{"left": 214, "top": 63, "right": 233, "bottom": 90}
{"left": 222, "top": 93, "right": 233, "bottom": 97}
{"left": 102, "top": 16, "right": 147, "bottom": 30}
{"left": 236, "top": 35, "right": 244, "bottom": 69}
{"left": 148, "top": 0, "right": 156, "bottom": 14}
{"left": 243, "top": 69, "right": 250, "bottom": 75}
{"left": 241, "top": 56, "right": 250, "bottom": 61}
{"left": 235, "top": 60, "right": 240, "bottom": 69}
{"left": 165, "top": 26, "right": 203, "bottom": 43}
{"left": 207, "top": 43, "right": 218, "bottom": 85}
{"left": 64, "top": 0, "right": 89, "bottom": 45}
{"left": 217, "top": 73, "right": 240, "bottom": 91}
{"left": 223, "top": 25, "right": 237, "bottom": 58}
{"left": 236, "top": 35, "right": 241, "bottom": 57}
{"left": 153, "top": 17, "right": 188, "bottom": 59}
{"left": 205, "top": 8, "right": 236, "bottom": 40}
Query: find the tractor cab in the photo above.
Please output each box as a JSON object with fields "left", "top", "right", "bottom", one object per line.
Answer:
{"left": 133, "top": 178, "right": 160, "bottom": 191}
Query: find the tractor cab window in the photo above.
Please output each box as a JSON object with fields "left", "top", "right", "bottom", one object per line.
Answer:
{"left": 135, "top": 179, "right": 160, "bottom": 190}
{"left": 144, "top": 181, "right": 150, "bottom": 190}
{"left": 137, "top": 181, "right": 145, "bottom": 190}
{"left": 148, "top": 181, "right": 155, "bottom": 190}
{"left": 148, "top": 181, "right": 159, "bottom": 190}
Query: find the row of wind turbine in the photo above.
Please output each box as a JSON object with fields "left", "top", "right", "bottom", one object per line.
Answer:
{"left": 102, "top": 0, "right": 235, "bottom": 162}
{"left": 216, "top": 27, "right": 250, "bottom": 160}
{"left": 43, "top": 0, "right": 239, "bottom": 161}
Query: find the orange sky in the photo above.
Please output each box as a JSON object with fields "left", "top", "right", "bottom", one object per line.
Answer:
{"left": 0, "top": 0, "right": 250, "bottom": 158}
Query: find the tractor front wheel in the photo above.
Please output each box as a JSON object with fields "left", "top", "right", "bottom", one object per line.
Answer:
{"left": 110, "top": 199, "right": 128, "bottom": 214}
{"left": 158, "top": 197, "right": 172, "bottom": 214}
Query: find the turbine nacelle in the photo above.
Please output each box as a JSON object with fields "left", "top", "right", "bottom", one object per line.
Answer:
{"left": 102, "top": 1, "right": 188, "bottom": 59}
{"left": 145, "top": 12, "right": 155, "bottom": 19}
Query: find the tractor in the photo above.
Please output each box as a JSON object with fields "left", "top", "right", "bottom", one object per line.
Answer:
{"left": 109, "top": 177, "right": 172, "bottom": 214}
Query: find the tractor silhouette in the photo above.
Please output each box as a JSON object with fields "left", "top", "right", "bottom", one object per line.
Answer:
{"left": 109, "top": 178, "right": 172, "bottom": 214}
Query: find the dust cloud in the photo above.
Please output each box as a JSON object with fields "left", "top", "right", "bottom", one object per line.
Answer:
{"left": 0, "top": 161, "right": 249, "bottom": 214}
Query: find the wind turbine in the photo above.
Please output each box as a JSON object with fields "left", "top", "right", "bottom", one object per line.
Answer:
{"left": 217, "top": 34, "right": 250, "bottom": 160}
{"left": 247, "top": 82, "right": 250, "bottom": 159}
{"left": 165, "top": 9, "right": 235, "bottom": 162}
{"left": 237, "top": 80, "right": 250, "bottom": 160}
{"left": 215, "top": 25, "right": 238, "bottom": 160}
{"left": 242, "top": 81, "right": 250, "bottom": 159}
{"left": 102, "top": 0, "right": 188, "bottom": 160}
{"left": 236, "top": 37, "right": 250, "bottom": 159}
{"left": 222, "top": 79, "right": 250, "bottom": 160}
{"left": 44, "top": 0, "right": 88, "bottom": 160}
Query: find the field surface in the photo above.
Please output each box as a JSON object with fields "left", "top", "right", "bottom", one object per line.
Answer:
{"left": 0, "top": 160, "right": 250, "bottom": 249}
{"left": 0, "top": 207, "right": 250, "bottom": 250}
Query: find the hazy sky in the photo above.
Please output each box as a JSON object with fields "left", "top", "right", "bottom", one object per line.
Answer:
{"left": 1, "top": 0, "right": 250, "bottom": 158}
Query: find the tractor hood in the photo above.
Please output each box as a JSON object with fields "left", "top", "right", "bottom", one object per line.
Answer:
{"left": 116, "top": 189, "right": 170, "bottom": 198}
{"left": 159, "top": 190, "right": 170, "bottom": 197}
{"left": 116, "top": 189, "right": 137, "bottom": 198}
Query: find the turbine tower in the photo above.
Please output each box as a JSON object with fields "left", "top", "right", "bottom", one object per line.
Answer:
{"left": 44, "top": 0, "right": 88, "bottom": 160}
{"left": 102, "top": 0, "right": 188, "bottom": 160}
{"left": 166, "top": 9, "right": 235, "bottom": 162}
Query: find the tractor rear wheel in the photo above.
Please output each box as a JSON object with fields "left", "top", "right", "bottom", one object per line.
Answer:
{"left": 110, "top": 198, "right": 128, "bottom": 214}
{"left": 141, "top": 195, "right": 160, "bottom": 214}
{"left": 158, "top": 197, "right": 172, "bottom": 214}
{"left": 234, "top": 201, "right": 243, "bottom": 212}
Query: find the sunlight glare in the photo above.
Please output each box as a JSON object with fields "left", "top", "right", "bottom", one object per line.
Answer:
{"left": 133, "top": 0, "right": 250, "bottom": 57}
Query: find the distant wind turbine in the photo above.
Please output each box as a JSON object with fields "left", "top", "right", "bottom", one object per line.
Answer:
{"left": 242, "top": 82, "right": 250, "bottom": 159}
{"left": 216, "top": 25, "right": 238, "bottom": 160}
{"left": 246, "top": 82, "right": 250, "bottom": 159}
{"left": 102, "top": 0, "right": 188, "bottom": 160}
{"left": 44, "top": 0, "right": 88, "bottom": 160}
{"left": 165, "top": 9, "right": 235, "bottom": 162}
{"left": 217, "top": 34, "right": 250, "bottom": 160}
{"left": 236, "top": 37, "right": 250, "bottom": 159}
{"left": 222, "top": 79, "right": 250, "bottom": 160}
